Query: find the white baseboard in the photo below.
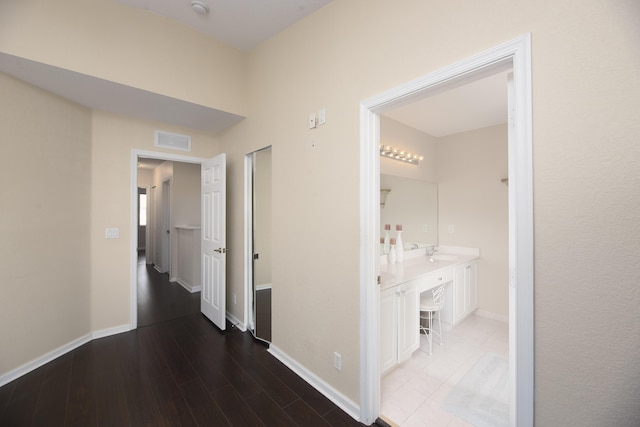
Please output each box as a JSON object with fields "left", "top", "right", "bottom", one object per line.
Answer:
{"left": 0, "top": 323, "right": 131, "bottom": 388}
{"left": 91, "top": 324, "right": 131, "bottom": 340}
{"left": 256, "top": 283, "right": 272, "bottom": 291}
{"left": 176, "top": 278, "right": 202, "bottom": 293}
{"left": 226, "top": 312, "right": 246, "bottom": 331}
{"left": 268, "top": 345, "right": 361, "bottom": 422}
{"left": 475, "top": 309, "right": 509, "bottom": 323}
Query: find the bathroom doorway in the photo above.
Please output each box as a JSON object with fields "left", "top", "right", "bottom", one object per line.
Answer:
{"left": 359, "top": 35, "right": 534, "bottom": 426}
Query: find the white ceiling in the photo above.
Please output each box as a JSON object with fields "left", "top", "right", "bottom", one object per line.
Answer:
{"left": 0, "top": 1, "right": 508, "bottom": 139}
{"left": 111, "top": 0, "right": 333, "bottom": 51}
{"left": 382, "top": 71, "right": 510, "bottom": 138}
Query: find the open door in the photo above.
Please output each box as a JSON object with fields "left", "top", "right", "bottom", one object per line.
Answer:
{"left": 201, "top": 153, "right": 226, "bottom": 331}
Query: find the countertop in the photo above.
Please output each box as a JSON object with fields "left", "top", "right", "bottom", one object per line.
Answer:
{"left": 379, "top": 248, "right": 479, "bottom": 291}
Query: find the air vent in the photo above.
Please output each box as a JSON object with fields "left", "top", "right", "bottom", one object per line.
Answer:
{"left": 154, "top": 130, "right": 191, "bottom": 152}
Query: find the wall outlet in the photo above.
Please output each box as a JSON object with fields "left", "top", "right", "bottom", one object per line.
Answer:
{"left": 333, "top": 352, "right": 342, "bottom": 371}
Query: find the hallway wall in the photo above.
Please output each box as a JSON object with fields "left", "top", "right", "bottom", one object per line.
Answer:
{"left": 0, "top": 72, "right": 92, "bottom": 375}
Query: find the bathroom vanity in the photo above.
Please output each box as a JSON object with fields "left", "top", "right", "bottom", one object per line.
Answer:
{"left": 379, "top": 248, "right": 479, "bottom": 374}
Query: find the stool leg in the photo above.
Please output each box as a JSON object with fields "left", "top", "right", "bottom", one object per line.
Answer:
{"left": 437, "top": 311, "right": 443, "bottom": 346}
{"left": 428, "top": 311, "right": 433, "bottom": 355}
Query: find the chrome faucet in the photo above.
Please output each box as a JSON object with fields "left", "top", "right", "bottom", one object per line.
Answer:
{"left": 427, "top": 245, "right": 438, "bottom": 256}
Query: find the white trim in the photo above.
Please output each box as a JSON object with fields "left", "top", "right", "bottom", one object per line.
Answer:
{"left": 0, "top": 333, "right": 91, "bottom": 388}
{"left": 359, "top": 103, "right": 380, "bottom": 426}
{"left": 130, "top": 149, "right": 210, "bottom": 331}
{"left": 91, "top": 324, "right": 131, "bottom": 340}
{"left": 177, "top": 278, "right": 202, "bottom": 293}
{"left": 226, "top": 312, "right": 247, "bottom": 331}
{"left": 268, "top": 345, "right": 361, "bottom": 422}
{"left": 0, "top": 323, "right": 130, "bottom": 388}
{"left": 359, "top": 34, "right": 534, "bottom": 426}
{"left": 256, "top": 283, "right": 272, "bottom": 291}
{"left": 244, "top": 153, "right": 253, "bottom": 334}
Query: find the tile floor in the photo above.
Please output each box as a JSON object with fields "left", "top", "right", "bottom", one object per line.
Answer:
{"left": 380, "top": 314, "right": 509, "bottom": 426}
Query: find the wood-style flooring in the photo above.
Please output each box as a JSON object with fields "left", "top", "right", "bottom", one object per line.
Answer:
{"left": 137, "top": 253, "right": 201, "bottom": 327}
{"left": 0, "top": 254, "right": 369, "bottom": 426}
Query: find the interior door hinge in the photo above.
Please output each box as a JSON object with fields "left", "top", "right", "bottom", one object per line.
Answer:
{"left": 377, "top": 275, "right": 381, "bottom": 285}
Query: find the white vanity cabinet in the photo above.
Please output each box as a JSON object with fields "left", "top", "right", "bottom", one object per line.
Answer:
{"left": 380, "top": 280, "right": 420, "bottom": 374}
{"left": 451, "top": 261, "right": 478, "bottom": 325}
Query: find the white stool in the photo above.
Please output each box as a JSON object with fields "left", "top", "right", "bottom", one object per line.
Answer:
{"left": 419, "top": 284, "right": 445, "bottom": 355}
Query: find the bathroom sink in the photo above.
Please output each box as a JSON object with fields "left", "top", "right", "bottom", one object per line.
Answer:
{"left": 429, "top": 254, "right": 458, "bottom": 262}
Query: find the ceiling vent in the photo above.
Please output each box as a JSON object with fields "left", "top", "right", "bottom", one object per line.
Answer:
{"left": 154, "top": 130, "right": 191, "bottom": 152}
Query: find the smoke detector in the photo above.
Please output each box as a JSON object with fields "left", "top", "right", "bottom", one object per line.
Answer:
{"left": 190, "top": 1, "right": 209, "bottom": 15}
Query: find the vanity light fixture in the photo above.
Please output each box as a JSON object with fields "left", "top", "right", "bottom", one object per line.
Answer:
{"left": 379, "top": 145, "right": 424, "bottom": 165}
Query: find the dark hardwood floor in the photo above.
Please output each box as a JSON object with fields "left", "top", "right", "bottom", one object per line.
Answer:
{"left": 137, "top": 251, "right": 201, "bottom": 327}
{"left": 255, "top": 289, "right": 272, "bottom": 343}
{"left": 0, "top": 253, "right": 370, "bottom": 426}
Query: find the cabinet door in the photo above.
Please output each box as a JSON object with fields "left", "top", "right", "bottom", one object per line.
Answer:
{"left": 440, "top": 282, "right": 455, "bottom": 326}
{"left": 454, "top": 265, "right": 466, "bottom": 324}
{"left": 380, "top": 288, "right": 398, "bottom": 374}
{"left": 398, "top": 282, "right": 420, "bottom": 363}
{"left": 467, "top": 262, "right": 478, "bottom": 312}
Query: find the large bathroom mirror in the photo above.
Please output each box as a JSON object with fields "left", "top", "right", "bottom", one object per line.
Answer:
{"left": 380, "top": 174, "right": 438, "bottom": 252}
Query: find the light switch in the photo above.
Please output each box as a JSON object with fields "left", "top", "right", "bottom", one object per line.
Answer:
{"left": 105, "top": 228, "right": 120, "bottom": 239}
{"left": 309, "top": 112, "right": 317, "bottom": 129}
{"left": 318, "top": 108, "right": 326, "bottom": 125}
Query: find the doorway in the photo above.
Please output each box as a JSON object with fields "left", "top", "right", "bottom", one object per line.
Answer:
{"left": 136, "top": 158, "right": 203, "bottom": 327}
{"left": 130, "top": 150, "right": 214, "bottom": 330}
{"left": 245, "top": 146, "right": 273, "bottom": 343}
{"left": 359, "top": 35, "right": 533, "bottom": 426}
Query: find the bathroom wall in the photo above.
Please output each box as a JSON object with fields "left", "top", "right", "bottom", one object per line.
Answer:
{"left": 438, "top": 124, "right": 509, "bottom": 317}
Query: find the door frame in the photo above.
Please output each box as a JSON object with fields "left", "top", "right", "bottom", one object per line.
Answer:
{"left": 359, "top": 34, "right": 534, "bottom": 425}
{"left": 130, "top": 149, "right": 210, "bottom": 330}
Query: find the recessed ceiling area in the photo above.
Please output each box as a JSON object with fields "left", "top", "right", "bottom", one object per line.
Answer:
{"left": 0, "top": 2, "right": 506, "bottom": 138}
{"left": 111, "top": 0, "right": 333, "bottom": 51}
{"left": 0, "top": 52, "right": 244, "bottom": 133}
{"left": 382, "top": 70, "right": 510, "bottom": 138}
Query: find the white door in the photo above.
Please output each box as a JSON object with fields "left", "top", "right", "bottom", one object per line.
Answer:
{"left": 201, "top": 153, "right": 227, "bottom": 331}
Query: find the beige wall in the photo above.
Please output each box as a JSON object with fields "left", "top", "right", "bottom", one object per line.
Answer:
{"left": 0, "top": 73, "right": 92, "bottom": 374}
{"left": 380, "top": 116, "right": 438, "bottom": 183}
{"left": 0, "top": 0, "right": 247, "bottom": 116}
{"left": 224, "top": 0, "right": 640, "bottom": 423}
{"left": 90, "top": 112, "right": 221, "bottom": 332}
{"left": 438, "top": 125, "right": 509, "bottom": 317}
{"left": 2, "top": 0, "right": 640, "bottom": 424}
{"left": 137, "top": 168, "right": 153, "bottom": 189}
{"left": 171, "top": 162, "right": 202, "bottom": 278}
